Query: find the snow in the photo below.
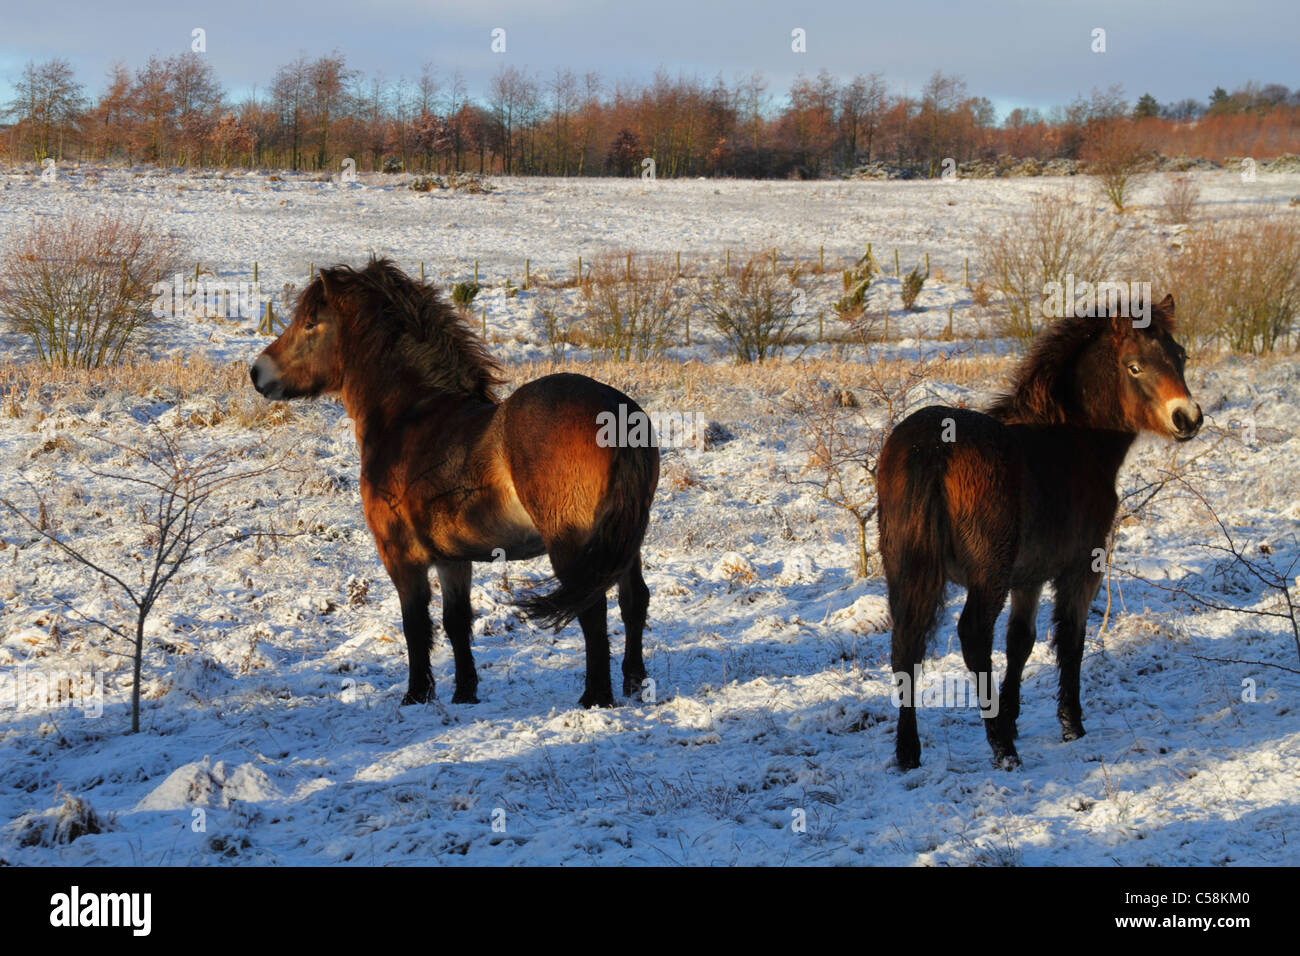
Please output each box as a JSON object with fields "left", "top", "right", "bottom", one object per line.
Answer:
{"left": 0, "top": 166, "right": 1298, "bottom": 865}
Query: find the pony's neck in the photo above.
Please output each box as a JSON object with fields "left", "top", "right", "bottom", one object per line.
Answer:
{"left": 1077, "top": 428, "right": 1138, "bottom": 483}
{"left": 339, "top": 356, "right": 457, "bottom": 452}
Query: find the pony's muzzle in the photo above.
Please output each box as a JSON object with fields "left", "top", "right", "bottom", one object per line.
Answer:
{"left": 250, "top": 354, "right": 284, "bottom": 400}
{"left": 1169, "top": 399, "right": 1203, "bottom": 441}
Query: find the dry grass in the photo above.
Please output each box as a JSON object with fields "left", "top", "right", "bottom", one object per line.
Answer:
{"left": 509, "top": 354, "right": 1014, "bottom": 414}
{"left": 0, "top": 354, "right": 296, "bottom": 428}
{"left": 0, "top": 353, "right": 244, "bottom": 403}
{"left": 0, "top": 351, "right": 1024, "bottom": 434}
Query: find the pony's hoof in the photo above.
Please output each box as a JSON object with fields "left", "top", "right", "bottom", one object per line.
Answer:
{"left": 1061, "top": 723, "right": 1086, "bottom": 742}
{"left": 401, "top": 688, "right": 434, "bottom": 705}
{"left": 992, "top": 749, "right": 1022, "bottom": 770}
{"left": 579, "top": 690, "right": 615, "bottom": 709}
{"left": 895, "top": 743, "right": 921, "bottom": 771}
{"left": 622, "top": 675, "right": 647, "bottom": 698}
{"left": 451, "top": 688, "right": 479, "bottom": 704}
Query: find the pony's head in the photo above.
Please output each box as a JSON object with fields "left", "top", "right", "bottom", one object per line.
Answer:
{"left": 1105, "top": 294, "right": 1202, "bottom": 441}
{"left": 250, "top": 259, "right": 501, "bottom": 405}
{"left": 250, "top": 272, "right": 345, "bottom": 400}
{"left": 990, "top": 294, "right": 1202, "bottom": 441}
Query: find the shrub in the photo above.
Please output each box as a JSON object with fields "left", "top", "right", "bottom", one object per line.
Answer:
{"left": 697, "top": 252, "right": 811, "bottom": 364}
{"left": 1081, "top": 119, "right": 1154, "bottom": 213}
{"left": 451, "top": 280, "right": 481, "bottom": 309}
{"left": 0, "top": 210, "right": 188, "bottom": 368}
{"left": 1161, "top": 175, "right": 1200, "bottom": 224}
{"left": 976, "top": 192, "right": 1129, "bottom": 349}
{"left": 534, "top": 287, "right": 576, "bottom": 360}
{"left": 900, "top": 265, "right": 926, "bottom": 311}
{"left": 409, "top": 171, "right": 495, "bottom": 194}
{"left": 579, "top": 253, "right": 684, "bottom": 361}
{"left": 834, "top": 253, "right": 875, "bottom": 317}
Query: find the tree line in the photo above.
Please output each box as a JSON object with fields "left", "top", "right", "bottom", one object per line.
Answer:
{"left": 4, "top": 53, "right": 1299, "bottom": 177}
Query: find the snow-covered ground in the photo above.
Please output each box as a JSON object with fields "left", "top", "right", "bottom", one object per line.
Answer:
{"left": 0, "top": 167, "right": 1297, "bottom": 865}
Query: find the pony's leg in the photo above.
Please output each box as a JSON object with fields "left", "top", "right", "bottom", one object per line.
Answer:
{"left": 1053, "top": 568, "right": 1102, "bottom": 741}
{"left": 957, "top": 581, "right": 1013, "bottom": 768}
{"left": 994, "top": 584, "right": 1043, "bottom": 748}
{"left": 889, "top": 575, "right": 944, "bottom": 771}
{"left": 577, "top": 596, "right": 614, "bottom": 709}
{"left": 391, "top": 564, "right": 435, "bottom": 705}
{"left": 436, "top": 561, "right": 479, "bottom": 704}
{"left": 891, "top": 640, "right": 922, "bottom": 771}
{"left": 617, "top": 554, "right": 649, "bottom": 698}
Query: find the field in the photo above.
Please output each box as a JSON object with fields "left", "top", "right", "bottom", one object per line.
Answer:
{"left": 1, "top": 166, "right": 1298, "bottom": 865}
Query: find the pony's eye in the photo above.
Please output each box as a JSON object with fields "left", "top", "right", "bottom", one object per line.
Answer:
{"left": 305, "top": 318, "right": 319, "bottom": 331}
{"left": 1127, "top": 363, "right": 1142, "bottom": 376}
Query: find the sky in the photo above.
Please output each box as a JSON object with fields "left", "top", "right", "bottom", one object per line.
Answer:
{"left": 0, "top": 0, "right": 1297, "bottom": 119}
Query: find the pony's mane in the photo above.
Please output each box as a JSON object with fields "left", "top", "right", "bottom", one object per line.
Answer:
{"left": 303, "top": 257, "right": 502, "bottom": 402}
{"left": 986, "top": 308, "right": 1175, "bottom": 425}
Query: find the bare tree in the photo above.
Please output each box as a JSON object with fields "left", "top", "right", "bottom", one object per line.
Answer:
{"left": 6, "top": 58, "right": 85, "bottom": 161}
{"left": 168, "top": 52, "right": 225, "bottom": 167}
{"left": 2, "top": 430, "right": 281, "bottom": 732}
{"left": 1112, "top": 472, "right": 1300, "bottom": 674}
{"left": 272, "top": 56, "right": 310, "bottom": 170}
{"left": 1082, "top": 118, "right": 1153, "bottom": 212}
{"left": 787, "top": 341, "right": 947, "bottom": 577}
{"left": 130, "top": 56, "right": 175, "bottom": 165}
{"left": 976, "top": 191, "right": 1129, "bottom": 348}
{"left": 839, "top": 72, "right": 887, "bottom": 165}
{"left": 549, "top": 68, "right": 578, "bottom": 175}
{"left": 489, "top": 65, "right": 535, "bottom": 174}
{"left": 306, "top": 52, "right": 355, "bottom": 170}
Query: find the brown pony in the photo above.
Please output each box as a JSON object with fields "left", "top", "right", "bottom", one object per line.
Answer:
{"left": 251, "top": 258, "right": 658, "bottom": 708}
{"left": 877, "top": 296, "right": 1201, "bottom": 770}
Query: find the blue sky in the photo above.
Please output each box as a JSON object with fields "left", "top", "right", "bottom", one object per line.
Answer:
{"left": 1, "top": 0, "right": 1296, "bottom": 118}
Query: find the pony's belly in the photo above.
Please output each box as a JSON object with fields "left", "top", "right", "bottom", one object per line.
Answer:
{"left": 496, "top": 533, "right": 547, "bottom": 562}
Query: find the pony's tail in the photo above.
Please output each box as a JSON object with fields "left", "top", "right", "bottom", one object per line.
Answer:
{"left": 517, "top": 446, "right": 657, "bottom": 630}
{"left": 879, "top": 428, "right": 949, "bottom": 657}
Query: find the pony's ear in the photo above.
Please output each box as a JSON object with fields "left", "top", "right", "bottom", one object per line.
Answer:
{"left": 1108, "top": 309, "right": 1131, "bottom": 342}
{"left": 317, "top": 267, "right": 338, "bottom": 303}
{"left": 1153, "top": 293, "right": 1177, "bottom": 330}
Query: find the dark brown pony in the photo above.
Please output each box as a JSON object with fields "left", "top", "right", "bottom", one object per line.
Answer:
{"left": 251, "top": 258, "right": 658, "bottom": 708}
{"left": 877, "top": 296, "right": 1201, "bottom": 770}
